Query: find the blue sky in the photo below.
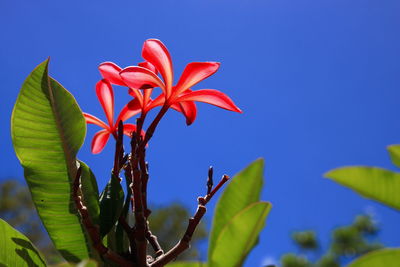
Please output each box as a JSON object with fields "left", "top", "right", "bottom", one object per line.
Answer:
{"left": 1, "top": 0, "right": 400, "bottom": 266}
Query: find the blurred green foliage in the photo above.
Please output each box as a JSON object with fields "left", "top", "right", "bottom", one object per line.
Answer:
{"left": 280, "top": 214, "right": 383, "bottom": 267}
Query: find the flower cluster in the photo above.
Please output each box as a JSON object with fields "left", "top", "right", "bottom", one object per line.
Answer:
{"left": 84, "top": 39, "right": 242, "bottom": 154}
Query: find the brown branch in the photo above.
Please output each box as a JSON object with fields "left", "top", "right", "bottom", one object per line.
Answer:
{"left": 73, "top": 167, "right": 132, "bottom": 267}
{"left": 149, "top": 172, "right": 230, "bottom": 267}
{"left": 146, "top": 227, "right": 164, "bottom": 258}
{"left": 203, "top": 175, "right": 230, "bottom": 205}
{"left": 113, "top": 120, "right": 124, "bottom": 177}
{"left": 207, "top": 166, "right": 213, "bottom": 195}
{"left": 130, "top": 137, "right": 147, "bottom": 267}
{"left": 149, "top": 205, "right": 206, "bottom": 267}
{"left": 139, "top": 158, "right": 151, "bottom": 218}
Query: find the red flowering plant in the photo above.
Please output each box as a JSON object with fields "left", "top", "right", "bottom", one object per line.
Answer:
{"left": 8, "top": 39, "right": 271, "bottom": 267}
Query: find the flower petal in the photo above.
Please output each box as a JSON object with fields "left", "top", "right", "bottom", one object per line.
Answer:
{"left": 91, "top": 129, "right": 110, "bottom": 154}
{"left": 138, "top": 61, "right": 158, "bottom": 74}
{"left": 83, "top": 113, "right": 109, "bottom": 129}
{"left": 142, "top": 39, "right": 174, "bottom": 96}
{"left": 120, "top": 66, "right": 166, "bottom": 93}
{"left": 122, "top": 123, "right": 137, "bottom": 137}
{"left": 145, "top": 93, "right": 166, "bottom": 112}
{"left": 171, "top": 101, "right": 197, "bottom": 125}
{"left": 128, "top": 88, "right": 144, "bottom": 106}
{"left": 142, "top": 88, "right": 153, "bottom": 107}
{"left": 175, "top": 89, "right": 242, "bottom": 113}
{"left": 96, "top": 79, "right": 114, "bottom": 127}
{"left": 116, "top": 98, "right": 142, "bottom": 124}
{"left": 174, "top": 62, "right": 220, "bottom": 96}
{"left": 123, "top": 123, "right": 146, "bottom": 140}
{"left": 99, "top": 62, "right": 125, "bottom": 86}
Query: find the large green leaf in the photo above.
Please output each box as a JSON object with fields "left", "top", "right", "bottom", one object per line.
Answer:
{"left": 325, "top": 167, "right": 400, "bottom": 210}
{"left": 210, "top": 202, "right": 271, "bottom": 267}
{"left": 166, "top": 262, "right": 206, "bottom": 267}
{"left": 208, "top": 159, "right": 264, "bottom": 258}
{"left": 99, "top": 174, "right": 124, "bottom": 238}
{"left": 11, "top": 59, "right": 96, "bottom": 261}
{"left": 0, "top": 218, "right": 46, "bottom": 267}
{"left": 387, "top": 145, "right": 400, "bottom": 168}
{"left": 347, "top": 248, "right": 400, "bottom": 267}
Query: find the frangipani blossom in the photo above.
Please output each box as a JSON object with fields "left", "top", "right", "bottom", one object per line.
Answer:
{"left": 99, "top": 60, "right": 197, "bottom": 125}
{"left": 119, "top": 39, "right": 242, "bottom": 124}
{"left": 84, "top": 79, "right": 143, "bottom": 154}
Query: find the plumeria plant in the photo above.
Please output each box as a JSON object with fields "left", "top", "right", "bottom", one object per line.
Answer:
{"left": 3, "top": 39, "right": 271, "bottom": 267}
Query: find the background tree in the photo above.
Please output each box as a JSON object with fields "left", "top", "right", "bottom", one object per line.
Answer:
{"left": 279, "top": 214, "right": 383, "bottom": 267}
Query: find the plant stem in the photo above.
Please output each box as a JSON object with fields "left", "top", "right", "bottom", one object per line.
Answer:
{"left": 139, "top": 105, "right": 169, "bottom": 150}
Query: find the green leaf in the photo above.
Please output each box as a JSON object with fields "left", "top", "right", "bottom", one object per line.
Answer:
{"left": 99, "top": 174, "right": 124, "bottom": 237}
{"left": 388, "top": 145, "right": 400, "bottom": 168}
{"left": 209, "top": 159, "right": 264, "bottom": 258}
{"left": 0, "top": 218, "right": 46, "bottom": 267}
{"left": 210, "top": 202, "right": 271, "bottom": 267}
{"left": 166, "top": 262, "right": 206, "bottom": 267}
{"left": 11, "top": 59, "right": 95, "bottom": 261}
{"left": 79, "top": 161, "right": 100, "bottom": 226}
{"left": 347, "top": 248, "right": 400, "bottom": 267}
{"left": 325, "top": 167, "right": 400, "bottom": 210}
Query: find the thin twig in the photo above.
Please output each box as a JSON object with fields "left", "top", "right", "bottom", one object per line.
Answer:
{"left": 207, "top": 166, "right": 213, "bottom": 195}
{"left": 149, "top": 204, "right": 206, "bottom": 267}
{"left": 146, "top": 227, "right": 164, "bottom": 258}
{"left": 139, "top": 105, "right": 169, "bottom": 150}
{"left": 203, "top": 175, "right": 230, "bottom": 205}
{"left": 149, "top": 172, "right": 230, "bottom": 267}
{"left": 113, "top": 121, "right": 124, "bottom": 177}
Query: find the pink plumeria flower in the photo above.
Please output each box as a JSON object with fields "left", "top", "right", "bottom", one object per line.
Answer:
{"left": 99, "top": 60, "right": 197, "bottom": 125}
{"left": 118, "top": 39, "right": 242, "bottom": 124}
{"left": 83, "top": 79, "right": 143, "bottom": 154}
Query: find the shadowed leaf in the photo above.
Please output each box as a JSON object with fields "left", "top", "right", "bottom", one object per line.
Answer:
{"left": 0, "top": 218, "right": 46, "bottom": 267}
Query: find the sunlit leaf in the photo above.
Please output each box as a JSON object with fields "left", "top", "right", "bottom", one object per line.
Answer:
{"left": 210, "top": 202, "right": 271, "bottom": 267}
{"left": 11, "top": 59, "right": 97, "bottom": 261}
{"left": 387, "top": 145, "right": 400, "bottom": 168}
{"left": 0, "top": 218, "right": 46, "bottom": 267}
{"left": 209, "top": 159, "right": 264, "bottom": 258}
{"left": 325, "top": 167, "right": 400, "bottom": 210}
{"left": 347, "top": 248, "right": 400, "bottom": 267}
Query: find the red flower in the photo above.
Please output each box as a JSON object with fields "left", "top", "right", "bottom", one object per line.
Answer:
{"left": 110, "top": 39, "right": 242, "bottom": 125}
{"left": 83, "top": 79, "right": 142, "bottom": 154}
{"left": 99, "top": 60, "right": 197, "bottom": 125}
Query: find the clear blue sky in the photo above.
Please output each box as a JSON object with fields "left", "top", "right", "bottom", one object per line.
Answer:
{"left": 1, "top": 0, "right": 400, "bottom": 266}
